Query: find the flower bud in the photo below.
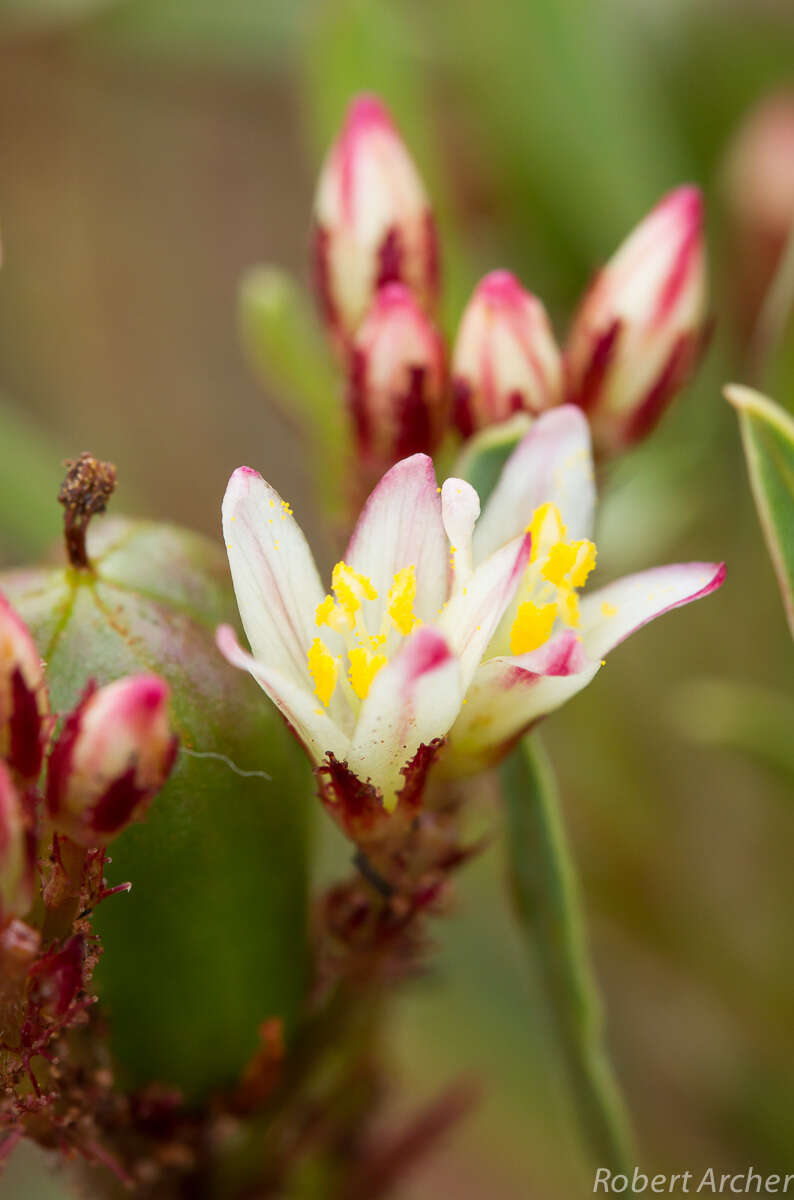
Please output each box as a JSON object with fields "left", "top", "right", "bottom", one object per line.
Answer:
{"left": 565, "top": 185, "right": 707, "bottom": 456}
{"left": 451, "top": 270, "right": 563, "bottom": 436}
{"left": 312, "top": 93, "right": 439, "bottom": 344}
{"left": 0, "top": 762, "right": 34, "bottom": 923}
{"left": 46, "top": 675, "right": 178, "bottom": 846}
{"left": 348, "top": 282, "right": 447, "bottom": 474}
{"left": 723, "top": 92, "right": 794, "bottom": 340}
{"left": 0, "top": 590, "right": 48, "bottom": 781}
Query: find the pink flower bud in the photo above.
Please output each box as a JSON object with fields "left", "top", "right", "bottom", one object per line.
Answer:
{"left": 312, "top": 93, "right": 439, "bottom": 344}
{"left": 451, "top": 270, "right": 563, "bottom": 436}
{"left": 0, "top": 762, "right": 35, "bottom": 923}
{"left": 46, "top": 675, "right": 178, "bottom": 847}
{"left": 0, "top": 591, "right": 48, "bottom": 781}
{"left": 723, "top": 92, "right": 794, "bottom": 339}
{"left": 565, "top": 186, "right": 708, "bottom": 456}
{"left": 348, "top": 282, "right": 448, "bottom": 474}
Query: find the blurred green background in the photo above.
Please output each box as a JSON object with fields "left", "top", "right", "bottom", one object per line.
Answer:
{"left": 2, "top": 0, "right": 794, "bottom": 1195}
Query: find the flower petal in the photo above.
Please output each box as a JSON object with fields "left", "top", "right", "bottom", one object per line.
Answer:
{"left": 445, "top": 630, "right": 596, "bottom": 772}
{"left": 217, "top": 625, "right": 350, "bottom": 766}
{"left": 345, "top": 453, "right": 448, "bottom": 626}
{"left": 347, "top": 626, "right": 462, "bottom": 808}
{"left": 441, "top": 477, "right": 480, "bottom": 593}
{"left": 472, "top": 406, "right": 595, "bottom": 563}
{"left": 437, "top": 532, "right": 532, "bottom": 690}
{"left": 578, "top": 561, "right": 726, "bottom": 659}
{"left": 223, "top": 467, "right": 326, "bottom": 689}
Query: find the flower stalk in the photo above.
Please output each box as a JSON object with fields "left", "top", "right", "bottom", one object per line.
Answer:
{"left": 500, "top": 734, "right": 633, "bottom": 1175}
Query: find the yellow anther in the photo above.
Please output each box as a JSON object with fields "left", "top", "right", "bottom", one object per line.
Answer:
{"left": 542, "top": 542, "right": 578, "bottom": 586}
{"left": 307, "top": 637, "right": 338, "bottom": 707}
{"left": 558, "top": 587, "right": 581, "bottom": 627}
{"left": 331, "top": 561, "right": 377, "bottom": 623}
{"left": 315, "top": 594, "right": 338, "bottom": 628}
{"left": 510, "top": 601, "right": 557, "bottom": 655}
{"left": 387, "top": 565, "right": 420, "bottom": 636}
{"left": 528, "top": 502, "right": 566, "bottom": 562}
{"left": 569, "top": 541, "right": 597, "bottom": 588}
{"left": 349, "top": 646, "right": 387, "bottom": 700}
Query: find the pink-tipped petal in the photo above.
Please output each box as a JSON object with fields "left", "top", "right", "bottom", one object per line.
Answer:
{"left": 578, "top": 561, "right": 726, "bottom": 660}
{"left": 217, "top": 625, "right": 350, "bottom": 766}
{"left": 445, "top": 630, "right": 596, "bottom": 773}
{"left": 437, "top": 531, "right": 532, "bottom": 690}
{"left": 347, "top": 625, "right": 461, "bottom": 808}
{"left": 441, "top": 477, "right": 480, "bottom": 592}
{"left": 346, "top": 452, "right": 448, "bottom": 626}
{"left": 473, "top": 405, "right": 595, "bottom": 563}
{"left": 222, "top": 467, "right": 327, "bottom": 691}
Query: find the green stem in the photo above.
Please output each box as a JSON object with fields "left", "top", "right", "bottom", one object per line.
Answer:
{"left": 500, "top": 734, "right": 634, "bottom": 1174}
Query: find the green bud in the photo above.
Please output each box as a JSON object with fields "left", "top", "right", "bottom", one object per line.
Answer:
{"left": 2, "top": 514, "right": 312, "bottom": 1103}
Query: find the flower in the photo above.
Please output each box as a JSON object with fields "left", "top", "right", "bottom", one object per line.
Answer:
{"left": 219, "top": 407, "right": 723, "bottom": 833}
{"left": 443, "top": 406, "right": 724, "bottom": 771}
{"left": 348, "top": 282, "right": 448, "bottom": 474}
{"left": 312, "top": 93, "right": 439, "bottom": 345}
{"left": 0, "top": 590, "right": 49, "bottom": 782}
{"left": 565, "top": 186, "right": 708, "bottom": 457}
{"left": 0, "top": 761, "right": 35, "bottom": 924}
{"left": 218, "top": 460, "right": 530, "bottom": 840}
{"left": 451, "top": 270, "right": 563, "bottom": 436}
{"left": 46, "top": 675, "right": 178, "bottom": 847}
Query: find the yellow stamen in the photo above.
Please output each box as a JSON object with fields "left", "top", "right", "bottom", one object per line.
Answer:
{"left": 349, "top": 646, "right": 387, "bottom": 700}
{"left": 307, "top": 637, "right": 338, "bottom": 707}
{"left": 569, "top": 541, "right": 597, "bottom": 588}
{"left": 510, "top": 601, "right": 557, "bottom": 654}
{"left": 528, "top": 502, "right": 566, "bottom": 563}
{"left": 331, "top": 562, "right": 378, "bottom": 625}
{"left": 387, "top": 565, "right": 420, "bottom": 635}
{"left": 542, "top": 542, "right": 578, "bottom": 586}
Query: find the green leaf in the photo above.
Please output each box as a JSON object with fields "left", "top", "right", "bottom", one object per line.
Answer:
{"left": 500, "top": 734, "right": 633, "bottom": 1174}
{"left": 727, "top": 384, "right": 794, "bottom": 638}
{"left": 455, "top": 414, "right": 531, "bottom": 505}
{"left": 2, "top": 517, "right": 312, "bottom": 1103}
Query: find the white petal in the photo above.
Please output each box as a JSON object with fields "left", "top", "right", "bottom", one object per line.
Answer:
{"left": 345, "top": 453, "right": 448, "bottom": 626}
{"left": 223, "top": 467, "right": 325, "bottom": 689}
{"left": 441, "top": 477, "right": 480, "bottom": 592}
{"left": 446, "top": 631, "right": 597, "bottom": 772}
{"left": 578, "top": 561, "right": 726, "bottom": 660}
{"left": 217, "top": 625, "right": 350, "bottom": 766}
{"left": 473, "top": 406, "right": 595, "bottom": 563}
{"left": 437, "top": 532, "right": 532, "bottom": 691}
{"left": 347, "top": 626, "right": 462, "bottom": 807}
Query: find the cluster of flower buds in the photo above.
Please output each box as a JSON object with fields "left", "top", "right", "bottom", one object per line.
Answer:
{"left": 312, "top": 94, "right": 708, "bottom": 465}
{"left": 0, "top": 590, "right": 177, "bottom": 928}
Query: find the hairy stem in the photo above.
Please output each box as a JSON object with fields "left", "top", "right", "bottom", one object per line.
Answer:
{"left": 500, "top": 734, "right": 633, "bottom": 1174}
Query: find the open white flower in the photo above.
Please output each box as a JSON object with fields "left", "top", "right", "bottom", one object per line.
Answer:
{"left": 218, "top": 458, "right": 530, "bottom": 838}
{"left": 219, "top": 406, "right": 724, "bottom": 835}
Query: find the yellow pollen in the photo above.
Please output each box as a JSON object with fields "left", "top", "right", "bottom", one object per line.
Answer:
{"left": 349, "top": 646, "right": 387, "bottom": 700}
{"left": 387, "top": 565, "right": 420, "bottom": 635}
{"left": 332, "top": 561, "right": 378, "bottom": 623}
{"left": 510, "top": 601, "right": 557, "bottom": 654}
{"left": 542, "top": 542, "right": 578, "bottom": 586}
{"left": 601, "top": 601, "right": 617, "bottom": 617}
{"left": 569, "top": 541, "right": 597, "bottom": 588}
{"left": 528, "top": 502, "right": 566, "bottom": 562}
{"left": 307, "top": 637, "right": 338, "bottom": 707}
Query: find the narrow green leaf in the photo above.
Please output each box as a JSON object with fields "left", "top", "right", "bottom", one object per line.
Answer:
{"left": 727, "top": 384, "right": 794, "bottom": 637}
{"left": 500, "top": 734, "right": 633, "bottom": 1174}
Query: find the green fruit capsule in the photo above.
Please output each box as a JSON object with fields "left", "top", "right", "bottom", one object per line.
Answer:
{"left": 2, "top": 511, "right": 312, "bottom": 1104}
